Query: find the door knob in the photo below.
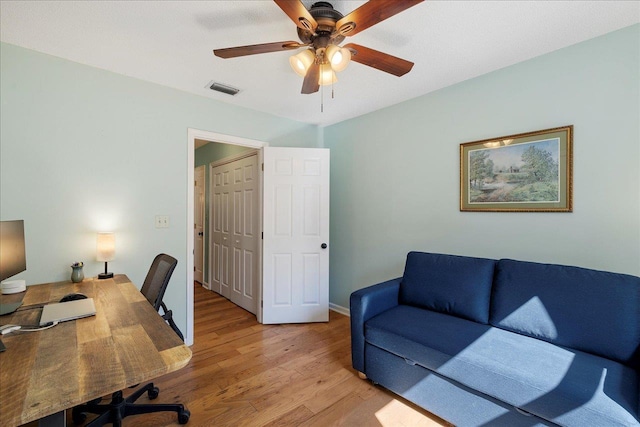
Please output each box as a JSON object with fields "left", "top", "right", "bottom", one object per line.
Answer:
{"left": 198, "top": 232, "right": 203, "bottom": 236}
{"left": 321, "top": 243, "right": 328, "bottom": 249}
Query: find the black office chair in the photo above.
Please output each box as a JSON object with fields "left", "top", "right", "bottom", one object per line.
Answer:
{"left": 140, "top": 253, "right": 185, "bottom": 341}
{"left": 72, "top": 254, "right": 190, "bottom": 426}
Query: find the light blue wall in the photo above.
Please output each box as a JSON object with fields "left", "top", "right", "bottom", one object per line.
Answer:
{"left": 195, "top": 143, "right": 255, "bottom": 168}
{"left": 324, "top": 25, "right": 640, "bottom": 308}
{"left": 2, "top": 24, "right": 639, "bottom": 321}
{"left": 0, "top": 42, "right": 320, "bottom": 335}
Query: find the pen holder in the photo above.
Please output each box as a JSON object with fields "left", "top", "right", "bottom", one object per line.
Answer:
{"left": 71, "top": 263, "right": 84, "bottom": 283}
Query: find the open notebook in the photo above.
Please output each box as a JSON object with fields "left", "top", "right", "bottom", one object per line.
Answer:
{"left": 39, "top": 298, "right": 96, "bottom": 326}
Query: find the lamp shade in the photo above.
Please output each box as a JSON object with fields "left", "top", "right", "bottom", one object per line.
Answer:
{"left": 289, "top": 49, "right": 315, "bottom": 77}
{"left": 0, "top": 220, "right": 26, "bottom": 282}
{"left": 318, "top": 67, "right": 337, "bottom": 86}
{"left": 96, "top": 232, "right": 115, "bottom": 262}
{"left": 326, "top": 44, "right": 351, "bottom": 72}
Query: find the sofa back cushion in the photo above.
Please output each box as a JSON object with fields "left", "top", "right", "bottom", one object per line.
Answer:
{"left": 399, "top": 252, "right": 496, "bottom": 324}
{"left": 491, "top": 259, "right": 640, "bottom": 366}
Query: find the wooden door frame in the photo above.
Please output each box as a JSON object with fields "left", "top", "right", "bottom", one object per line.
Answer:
{"left": 187, "top": 129, "right": 267, "bottom": 345}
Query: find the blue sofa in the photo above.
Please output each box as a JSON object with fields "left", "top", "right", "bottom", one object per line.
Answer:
{"left": 350, "top": 252, "right": 640, "bottom": 426}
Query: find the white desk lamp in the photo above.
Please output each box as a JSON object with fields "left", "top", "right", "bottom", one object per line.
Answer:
{"left": 97, "top": 232, "right": 115, "bottom": 279}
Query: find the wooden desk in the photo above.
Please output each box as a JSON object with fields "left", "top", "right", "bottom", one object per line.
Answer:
{"left": 0, "top": 275, "right": 192, "bottom": 427}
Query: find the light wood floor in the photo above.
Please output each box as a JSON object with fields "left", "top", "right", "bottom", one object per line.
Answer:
{"left": 26, "top": 284, "right": 450, "bottom": 426}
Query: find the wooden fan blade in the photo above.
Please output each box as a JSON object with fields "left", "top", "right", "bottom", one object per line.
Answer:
{"left": 273, "top": 0, "right": 318, "bottom": 32}
{"left": 344, "top": 43, "right": 414, "bottom": 76}
{"left": 214, "top": 41, "right": 303, "bottom": 59}
{"left": 336, "top": 0, "right": 424, "bottom": 36}
{"left": 301, "top": 63, "right": 320, "bottom": 94}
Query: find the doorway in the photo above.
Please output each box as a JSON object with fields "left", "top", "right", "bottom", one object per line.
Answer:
{"left": 187, "top": 129, "right": 267, "bottom": 345}
{"left": 188, "top": 130, "right": 330, "bottom": 344}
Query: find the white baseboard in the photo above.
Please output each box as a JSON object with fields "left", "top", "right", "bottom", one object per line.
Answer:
{"left": 329, "top": 302, "right": 350, "bottom": 317}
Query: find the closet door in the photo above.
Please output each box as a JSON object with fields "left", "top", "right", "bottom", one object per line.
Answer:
{"left": 229, "top": 155, "right": 259, "bottom": 313}
{"left": 210, "top": 154, "right": 259, "bottom": 314}
{"left": 210, "top": 163, "right": 231, "bottom": 298}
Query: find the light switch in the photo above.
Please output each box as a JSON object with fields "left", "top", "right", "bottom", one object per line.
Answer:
{"left": 155, "top": 215, "right": 170, "bottom": 228}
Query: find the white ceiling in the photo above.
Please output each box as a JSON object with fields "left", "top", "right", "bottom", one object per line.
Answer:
{"left": 1, "top": 1, "right": 638, "bottom": 127}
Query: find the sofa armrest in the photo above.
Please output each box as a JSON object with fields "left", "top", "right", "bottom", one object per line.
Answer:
{"left": 350, "top": 278, "right": 401, "bottom": 373}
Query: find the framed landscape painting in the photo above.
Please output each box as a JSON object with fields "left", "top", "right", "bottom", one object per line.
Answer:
{"left": 460, "top": 125, "right": 573, "bottom": 212}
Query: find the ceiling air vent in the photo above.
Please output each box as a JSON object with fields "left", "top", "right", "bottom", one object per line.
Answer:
{"left": 207, "top": 81, "right": 240, "bottom": 96}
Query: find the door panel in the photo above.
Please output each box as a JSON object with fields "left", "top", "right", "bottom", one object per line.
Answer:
{"left": 213, "top": 243, "right": 220, "bottom": 288}
{"left": 244, "top": 250, "right": 254, "bottom": 298}
{"left": 262, "top": 147, "right": 330, "bottom": 324}
{"left": 221, "top": 190, "right": 230, "bottom": 298}
{"left": 273, "top": 254, "right": 292, "bottom": 305}
{"left": 302, "top": 254, "right": 320, "bottom": 304}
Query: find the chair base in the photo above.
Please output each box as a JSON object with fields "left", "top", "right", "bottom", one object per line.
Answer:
{"left": 72, "top": 383, "right": 190, "bottom": 426}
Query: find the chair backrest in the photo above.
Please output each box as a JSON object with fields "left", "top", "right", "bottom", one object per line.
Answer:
{"left": 140, "top": 254, "right": 177, "bottom": 312}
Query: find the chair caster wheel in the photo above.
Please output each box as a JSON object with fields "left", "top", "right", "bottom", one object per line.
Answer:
{"left": 148, "top": 386, "right": 160, "bottom": 400}
{"left": 178, "top": 409, "right": 190, "bottom": 424}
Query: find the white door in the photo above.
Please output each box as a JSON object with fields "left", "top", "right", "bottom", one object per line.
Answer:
{"left": 194, "top": 165, "right": 205, "bottom": 284}
{"left": 210, "top": 154, "right": 259, "bottom": 314}
{"left": 261, "top": 147, "right": 330, "bottom": 324}
{"left": 211, "top": 162, "right": 231, "bottom": 297}
{"left": 229, "top": 155, "right": 259, "bottom": 313}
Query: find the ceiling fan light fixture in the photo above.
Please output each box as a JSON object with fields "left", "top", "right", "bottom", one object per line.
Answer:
{"left": 326, "top": 44, "right": 351, "bottom": 72}
{"left": 214, "top": 0, "right": 423, "bottom": 96}
{"left": 289, "top": 49, "right": 316, "bottom": 77}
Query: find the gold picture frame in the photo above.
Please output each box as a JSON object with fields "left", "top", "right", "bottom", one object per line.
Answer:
{"left": 460, "top": 125, "right": 573, "bottom": 212}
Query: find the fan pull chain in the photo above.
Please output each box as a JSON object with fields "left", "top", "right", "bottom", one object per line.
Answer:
{"left": 331, "top": 64, "right": 335, "bottom": 99}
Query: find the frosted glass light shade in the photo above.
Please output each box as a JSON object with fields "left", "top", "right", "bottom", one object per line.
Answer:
{"left": 326, "top": 44, "right": 351, "bottom": 72}
{"left": 289, "top": 50, "right": 315, "bottom": 77}
{"left": 96, "top": 232, "right": 115, "bottom": 262}
{"left": 318, "top": 67, "right": 337, "bottom": 86}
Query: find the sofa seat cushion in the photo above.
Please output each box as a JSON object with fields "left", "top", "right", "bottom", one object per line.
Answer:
{"left": 365, "top": 305, "right": 639, "bottom": 426}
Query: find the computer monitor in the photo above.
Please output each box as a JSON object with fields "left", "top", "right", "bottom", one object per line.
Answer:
{"left": 0, "top": 220, "right": 27, "bottom": 282}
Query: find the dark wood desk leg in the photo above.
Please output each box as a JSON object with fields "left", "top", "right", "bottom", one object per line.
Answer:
{"left": 38, "top": 410, "right": 65, "bottom": 427}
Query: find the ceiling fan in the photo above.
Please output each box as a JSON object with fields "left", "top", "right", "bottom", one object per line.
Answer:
{"left": 213, "top": 0, "right": 424, "bottom": 95}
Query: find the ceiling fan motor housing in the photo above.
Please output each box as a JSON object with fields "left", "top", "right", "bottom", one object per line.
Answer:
{"left": 297, "top": 2, "right": 346, "bottom": 46}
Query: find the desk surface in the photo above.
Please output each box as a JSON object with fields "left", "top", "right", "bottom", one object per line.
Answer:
{"left": 0, "top": 275, "right": 192, "bottom": 427}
